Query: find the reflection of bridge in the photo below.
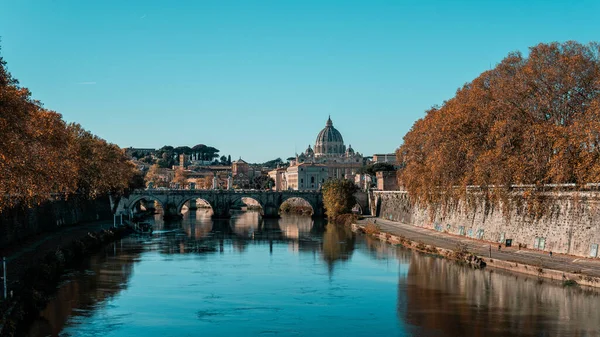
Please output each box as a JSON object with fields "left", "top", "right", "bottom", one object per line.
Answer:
{"left": 115, "top": 189, "right": 327, "bottom": 218}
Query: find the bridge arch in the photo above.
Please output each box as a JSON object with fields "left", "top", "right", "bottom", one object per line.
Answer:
{"left": 230, "top": 196, "right": 265, "bottom": 210}
{"left": 352, "top": 203, "right": 363, "bottom": 215}
{"left": 280, "top": 196, "right": 316, "bottom": 216}
{"left": 127, "top": 195, "right": 166, "bottom": 213}
{"left": 176, "top": 196, "right": 215, "bottom": 215}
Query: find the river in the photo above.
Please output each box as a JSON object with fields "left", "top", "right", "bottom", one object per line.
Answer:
{"left": 26, "top": 210, "right": 600, "bottom": 336}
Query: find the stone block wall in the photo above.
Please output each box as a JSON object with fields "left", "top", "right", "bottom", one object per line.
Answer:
{"left": 373, "top": 191, "right": 600, "bottom": 258}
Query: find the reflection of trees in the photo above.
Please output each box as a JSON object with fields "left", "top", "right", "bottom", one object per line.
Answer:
{"left": 28, "top": 242, "right": 142, "bottom": 336}
{"left": 362, "top": 235, "right": 411, "bottom": 263}
{"left": 321, "top": 224, "right": 355, "bottom": 275}
{"left": 401, "top": 254, "right": 600, "bottom": 337}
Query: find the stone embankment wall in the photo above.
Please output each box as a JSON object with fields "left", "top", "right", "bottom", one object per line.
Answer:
{"left": 371, "top": 191, "right": 600, "bottom": 258}
{"left": 0, "top": 196, "right": 112, "bottom": 248}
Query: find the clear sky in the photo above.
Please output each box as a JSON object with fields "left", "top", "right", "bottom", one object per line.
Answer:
{"left": 1, "top": 1, "right": 599, "bottom": 163}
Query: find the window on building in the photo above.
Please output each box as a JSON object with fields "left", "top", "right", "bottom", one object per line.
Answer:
{"left": 311, "top": 177, "right": 315, "bottom": 183}
{"left": 301, "top": 178, "right": 304, "bottom": 184}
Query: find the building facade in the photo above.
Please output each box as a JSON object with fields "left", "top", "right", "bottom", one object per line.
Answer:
{"left": 232, "top": 158, "right": 263, "bottom": 188}
{"left": 285, "top": 163, "right": 328, "bottom": 190}
{"left": 283, "top": 117, "right": 364, "bottom": 190}
{"left": 268, "top": 167, "right": 288, "bottom": 191}
{"left": 372, "top": 153, "right": 397, "bottom": 164}
{"left": 376, "top": 171, "right": 399, "bottom": 191}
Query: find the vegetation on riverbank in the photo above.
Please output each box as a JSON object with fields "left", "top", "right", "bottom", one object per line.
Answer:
{"left": 322, "top": 179, "right": 358, "bottom": 219}
{"left": 0, "top": 49, "right": 139, "bottom": 212}
{"left": 0, "top": 226, "right": 133, "bottom": 336}
{"left": 330, "top": 214, "right": 359, "bottom": 227}
{"left": 280, "top": 204, "right": 313, "bottom": 215}
{"left": 279, "top": 197, "right": 314, "bottom": 216}
{"left": 397, "top": 41, "right": 600, "bottom": 214}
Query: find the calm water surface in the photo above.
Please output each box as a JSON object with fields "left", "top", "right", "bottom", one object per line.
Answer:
{"left": 27, "top": 210, "right": 600, "bottom": 336}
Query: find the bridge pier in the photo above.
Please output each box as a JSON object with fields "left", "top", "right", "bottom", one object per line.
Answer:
{"left": 262, "top": 205, "right": 280, "bottom": 219}
{"left": 211, "top": 207, "right": 231, "bottom": 219}
{"left": 164, "top": 202, "right": 183, "bottom": 221}
{"left": 211, "top": 193, "right": 232, "bottom": 219}
{"left": 312, "top": 206, "right": 325, "bottom": 217}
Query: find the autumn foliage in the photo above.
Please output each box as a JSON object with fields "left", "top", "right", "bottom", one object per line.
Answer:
{"left": 0, "top": 53, "right": 136, "bottom": 211}
{"left": 322, "top": 179, "right": 358, "bottom": 219}
{"left": 397, "top": 42, "right": 600, "bottom": 206}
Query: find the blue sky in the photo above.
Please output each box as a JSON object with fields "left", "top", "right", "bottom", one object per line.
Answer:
{"left": 1, "top": 1, "right": 599, "bottom": 162}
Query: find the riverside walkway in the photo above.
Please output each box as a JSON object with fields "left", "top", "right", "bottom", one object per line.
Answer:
{"left": 357, "top": 217, "right": 600, "bottom": 279}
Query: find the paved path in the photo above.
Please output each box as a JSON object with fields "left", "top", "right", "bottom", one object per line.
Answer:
{"left": 358, "top": 217, "right": 600, "bottom": 278}
{"left": 0, "top": 220, "right": 116, "bottom": 290}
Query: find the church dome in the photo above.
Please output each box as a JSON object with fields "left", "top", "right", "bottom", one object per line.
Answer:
{"left": 305, "top": 145, "right": 314, "bottom": 156}
{"left": 314, "top": 116, "right": 346, "bottom": 157}
{"left": 345, "top": 144, "right": 355, "bottom": 157}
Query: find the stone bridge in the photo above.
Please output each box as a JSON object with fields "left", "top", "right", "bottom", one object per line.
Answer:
{"left": 115, "top": 189, "right": 326, "bottom": 219}
{"left": 114, "top": 189, "right": 370, "bottom": 219}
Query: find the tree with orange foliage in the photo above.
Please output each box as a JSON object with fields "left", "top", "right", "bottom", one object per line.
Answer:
{"left": 0, "top": 49, "right": 137, "bottom": 211}
{"left": 398, "top": 41, "right": 600, "bottom": 209}
{"left": 173, "top": 168, "right": 189, "bottom": 189}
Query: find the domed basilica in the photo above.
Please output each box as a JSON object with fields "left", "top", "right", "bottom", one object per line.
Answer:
{"left": 300, "top": 116, "right": 362, "bottom": 163}
{"left": 276, "top": 117, "right": 364, "bottom": 190}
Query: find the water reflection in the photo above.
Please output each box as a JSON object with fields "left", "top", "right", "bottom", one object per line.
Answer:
{"left": 27, "top": 210, "right": 600, "bottom": 337}
{"left": 401, "top": 253, "right": 600, "bottom": 337}
{"left": 322, "top": 223, "right": 355, "bottom": 275}
{"left": 27, "top": 241, "right": 143, "bottom": 336}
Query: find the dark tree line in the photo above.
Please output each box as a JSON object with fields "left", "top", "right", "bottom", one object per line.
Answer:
{"left": 154, "top": 144, "right": 226, "bottom": 168}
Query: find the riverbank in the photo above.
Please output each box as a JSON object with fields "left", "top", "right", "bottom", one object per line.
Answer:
{"left": 353, "top": 217, "right": 600, "bottom": 288}
{"left": 0, "top": 220, "right": 117, "bottom": 288}
{"left": 0, "top": 225, "right": 133, "bottom": 336}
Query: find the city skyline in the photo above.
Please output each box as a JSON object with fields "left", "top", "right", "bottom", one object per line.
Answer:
{"left": 1, "top": 1, "right": 599, "bottom": 162}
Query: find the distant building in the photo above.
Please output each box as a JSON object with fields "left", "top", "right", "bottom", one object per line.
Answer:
{"left": 376, "top": 171, "right": 398, "bottom": 191}
{"left": 179, "top": 154, "right": 191, "bottom": 168}
{"left": 286, "top": 163, "right": 328, "bottom": 190}
{"left": 372, "top": 153, "right": 397, "bottom": 164}
{"left": 186, "top": 170, "right": 214, "bottom": 189}
{"left": 232, "top": 158, "right": 262, "bottom": 188}
{"left": 268, "top": 167, "right": 288, "bottom": 191}
{"left": 150, "top": 167, "right": 175, "bottom": 187}
{"left": 354, "top": 173, "right": 373, "bottom": 191}
{"left": 285, "top": 117, "right": 364, "bottom": 190}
